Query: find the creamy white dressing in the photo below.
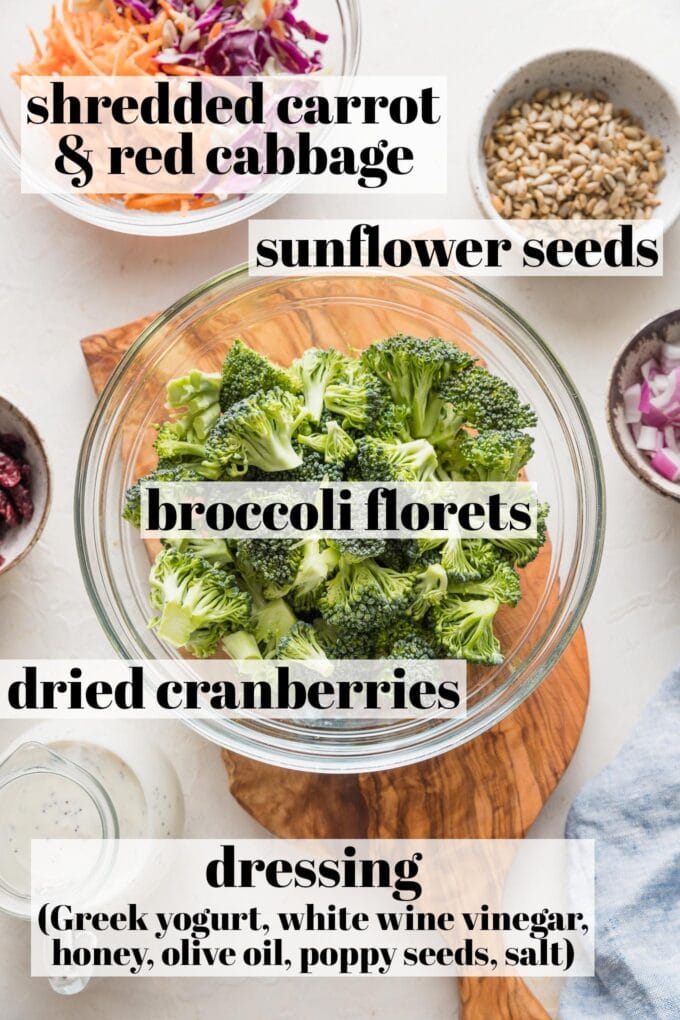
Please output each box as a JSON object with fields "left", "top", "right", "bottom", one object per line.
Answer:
{"left": 0, "top": 770, "right": 103, "bottom": 895}
{"left": 0, "top": 728, "right": 185, "bottom": 912}
{"left": 52, "top": 742, "right": 149, "bottom": 838}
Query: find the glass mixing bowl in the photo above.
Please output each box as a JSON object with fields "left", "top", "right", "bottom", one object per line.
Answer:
{"left": 76, "top": 270, "right": 604, "bottom": 772}
{"left": 0, "top": 1, "right": 360, "bottom": 236}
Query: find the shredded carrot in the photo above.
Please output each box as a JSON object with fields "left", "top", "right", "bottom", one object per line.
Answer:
{"left": 160, "top": 63, "right": 200, "bottom": 76}
{"left": 105, "top": 0, "right": 126, "bottom": 29}
{"left": 124, "top": 193, "right": 219, "bottom": 211}
{"left": 28, "top": 28, "right": 43, "bottom": 59}
{"left": 15, "top": 0, "right": 216, "bottom": 211}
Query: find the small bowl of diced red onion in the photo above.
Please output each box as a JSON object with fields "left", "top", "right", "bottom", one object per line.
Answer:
{"left": 607, "top": 312, "right": 680, "bottom": 501}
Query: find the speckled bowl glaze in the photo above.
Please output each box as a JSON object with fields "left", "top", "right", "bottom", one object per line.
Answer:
{"left": 470, "top": 48, "right": 680, "bottom": 231}
{"left": 607, "top": 311, "right": 680, "bottom": 502}
{"left": 0, "top": 397, "right": 51, "bottom": 575}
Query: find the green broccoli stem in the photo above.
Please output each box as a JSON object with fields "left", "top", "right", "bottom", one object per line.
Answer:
{"left": 157, "top": 603, "right": 196, "bottom": 646}
{"left": 250, "top": 434, "right": 303, "bottom": 472}
{"left": 303, "top": 380, "right": 326, "bottom": 423}
{"left": 192, "top": 403, "right": 222, "bottom": 441}
{"left": 410, "top": 380, "right": 443, "bottom": 438}
{"left": 223, "top": 630, "right": 262, "bottom": 660}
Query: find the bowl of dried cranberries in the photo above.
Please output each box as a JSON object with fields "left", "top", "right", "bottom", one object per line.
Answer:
{"left": 0, "top": 397, "right": 51, "bottom": 576}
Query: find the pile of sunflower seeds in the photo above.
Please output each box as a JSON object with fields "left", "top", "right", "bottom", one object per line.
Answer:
{"left": 483, "top": 88, "right": 665, "bottom": 220}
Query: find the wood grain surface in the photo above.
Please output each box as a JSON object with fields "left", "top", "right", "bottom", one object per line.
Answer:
{"left": 82, "top": 306, "right": 590, "bottom": 1020}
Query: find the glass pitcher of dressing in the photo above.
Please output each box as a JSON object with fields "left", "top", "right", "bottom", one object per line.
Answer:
{"left": 0, "top": 723, "right": 185, "bottom": 994}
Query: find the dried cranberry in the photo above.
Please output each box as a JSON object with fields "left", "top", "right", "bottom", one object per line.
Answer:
{"left": 10, "top": 483, "right": 33, "bottom": 522}
{"left": 0, "top": 489, "right": 19, "bottom": 526}
{"left": 0, "top": 433, "right": 25, "bottom": 460}
{"left": 20, "top": 461, "right": 31, "bottom": 484}
{"left": 0, "top": 453, "right": 21, "bottom": 489}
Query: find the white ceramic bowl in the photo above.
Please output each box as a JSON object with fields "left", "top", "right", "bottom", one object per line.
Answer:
{"left": 0, "top": 397, "right": 51, "bottom": 575}
{"left": 469, "top": 48, "right": 680, "bottom": 231}
{"left": 607, "top": 311, "right": 680, "bottom": 502}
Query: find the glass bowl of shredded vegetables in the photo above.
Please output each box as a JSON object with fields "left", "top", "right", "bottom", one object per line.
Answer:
{"left": 0, "top": 0, "right": 360, "bottom": 234}
{"left": 76, "top": 270, "right": 604, "bottom": 772}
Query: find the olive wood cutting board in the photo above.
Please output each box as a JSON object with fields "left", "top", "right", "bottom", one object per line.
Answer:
{"left": 82, "top": 313, "right": 590, "bottom": 1020}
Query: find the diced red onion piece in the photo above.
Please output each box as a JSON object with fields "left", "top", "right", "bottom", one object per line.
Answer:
{"left": 637, "top": 424, "right": 661, "bottom": 451}
{"left": 640, "top": 357, "right": 660, "bottom": 382}
{"left": 661, "top": 340, "right": 680, "bottom": 373}
{"left": 650, "top": 367, "right": 680, "bottom": 423}
{"left": 649, "top": 373, "right": 667, "bottom": 397}
{"left": 631, "top": 422, "right": 642, "bottom": 442}
{"left": 623, "top": 382, "right": 642, "bottom": 423}
{"left": 664, "top": 425, "right": 679, "bottom": 452}
{"left": 640, "top": 381, "right": 668, "bottom": 427}
{"left": 651, "top": 447, "right": 680, "bottom": 482}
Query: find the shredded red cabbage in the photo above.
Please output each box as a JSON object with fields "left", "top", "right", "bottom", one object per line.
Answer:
{"left": 193, "top": 2, "right": 225, "bottom": 34}
{"left": 280, "top": 0, "right": 329, "bottom": 43}
{"left": 203, "top": 28, "right": 261, "bottom": 76}
{"left": 117, "top": 0, "right": 328, "bottom": 75}
{"left": 119, "top": 0, "right": 156, "bottom": 23}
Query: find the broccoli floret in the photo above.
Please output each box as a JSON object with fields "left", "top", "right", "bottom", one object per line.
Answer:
{"left": 361, "top": 334, "right": 473, "bottom": 439}
{"left": 166, "top": 369, "right": 222, "bottom": 440}
{"left": 220, "top": 338, "right": 298, "bottom": 410}
{"left": 436, "top": 366, "right": 537, "bottom": 435}
{"left": 370, "top": 400, "right": 412, "bottom": 440}
{"left": 378, "top": 539, "right": 426, "bottom": 571}
{"left": 446, "top": 560, "right": 521, "bottom": 607}
{"left": 289, "top": 538, "right": 340, "bottom": 600}
{"left": 206, "top": 388, "right": 306, "bottom": 474}
{"left": 149, "top": 549, "right": 251, "bottom": 648}
{"left": 245, "top": 445, "right": 345, "bottom": 483}
{"left": 235, "top": 538, "right": 304, "bottom": 598}
{"left": 122, "top": 464, "right": 204, "bottom": 529}
{"left": 355, "top": 436, "right": 438, "bottom": 481}
{"left": 298, "top": 419, "right": 357, "bottom": 464}
{"left": 462, "top": 539, "right": 504, "bottom": 580}
{"left": 274, "top": 621, "right": 333, "bottom": 676}
{"left": 184, "top": 624, "right": 224, "bottom": 659}
{"left": 153, "top": 421, "right": 225, "bottom": 479}
{"left": 318, "top": 558, "right": 414, "bottom": 631}
{"left": 332, "top": 537, "right": 388, "bottom": 562}
{"left": 449, "top": 429, "right": 534, "bottom": 481}
{"left": 251, "top": 597, "right": 298, "bottom": 656}
{"left": 313, "top": 619, "right": 377, "bottom": 659}
{"left": 440, "top": 531, "right": 482, "bottom": 583}
{"left": 289, "top": 348, "right": 347, "bottom": 422}
{"left": 323, "top": 361, "right": 394, "bottom": 432}
{"left": 489, "top": 503, "right": 549, "bottom": 567}
{"left": 376, "top": 620, "right": 437, "bottom": 659}
{"left": 409, "top": 562, "right": 449, "bottom": 620}
{"left": 433, "top": 595, "right": 503, "bottom": 665}
{"left": 162, "top": 537, "right": 233, "bottom": 567}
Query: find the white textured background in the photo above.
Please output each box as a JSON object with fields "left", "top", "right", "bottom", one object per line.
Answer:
{"left": 1, "top": 0, "right": 679, "bottom": 1017}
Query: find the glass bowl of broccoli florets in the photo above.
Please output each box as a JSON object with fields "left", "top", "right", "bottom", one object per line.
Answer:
{"left": 76, "top": 269, "right": 604, "bottom": 772}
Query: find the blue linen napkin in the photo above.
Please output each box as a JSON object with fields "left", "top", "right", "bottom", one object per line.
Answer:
{"left": 560, "top": 665, "right": 680, "bottom": 1019}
